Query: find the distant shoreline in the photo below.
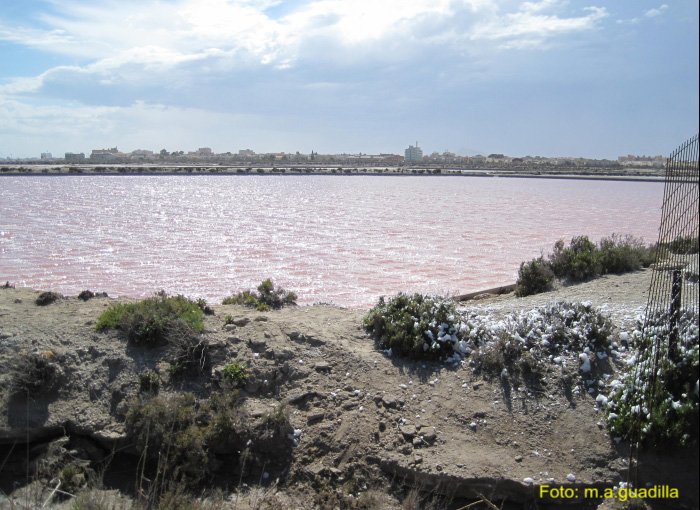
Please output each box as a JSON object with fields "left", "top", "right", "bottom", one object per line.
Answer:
{"left": 0, "top": 164, "right": 665, "bottom": 182}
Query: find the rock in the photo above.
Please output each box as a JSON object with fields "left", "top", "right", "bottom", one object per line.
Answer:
{"left": 307, "top": 412, "right": 325, "bottom": 423}
{"left": 248, "top": 338, "right": 267, "bottom": 351}
{"left": 422, "top": 432, "right": 437, "bottom": 443}
{"left": 233, "top": 318, "right": 250, "bottom": 327}
{"left": 412, "top": 437, "right": 422, "bottom": 447}
{"left": 287, "top": 390, "right": 319, "bottom": 405}
{"left": 224, "top": 324, "right": 237, "bottom": 331}
{"left": 314, "top": 362, "right": 332, "bottom": 373}
{"left": 382, "top": 395, "right": 398, "bottom": 408}
{"left": 399, "top": 424, "right": 417, "bottom": 438}
{"left": 254, "top": 316, "right": 268, "bottom": 322}
{"left": 245, "top": 379, "right": 262, "bottom": 393}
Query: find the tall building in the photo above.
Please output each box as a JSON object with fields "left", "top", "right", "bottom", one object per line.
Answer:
{"left": 405, "top": 142, "right": 423, "bottom": 162}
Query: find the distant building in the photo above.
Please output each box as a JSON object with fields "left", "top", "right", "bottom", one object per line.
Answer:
{"left": 40, "top": 152, "right": 53, "bottom": 160}
{"left": 405, "top": 142, "right": 423, "bottom": 162}
{"left": 65, "top": 152, "right": 86, "bottom": 162}
{"left": 238, "top": 149, "right": 255, "bottom": 157}
{"left": 90, "top": 147, "right": 120, "bottom": 162}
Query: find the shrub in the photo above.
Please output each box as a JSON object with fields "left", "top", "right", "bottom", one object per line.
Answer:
{"left": 139, "top": 370, "right": 161, "bottom": 394}
{"left": 515, "top": 257, "right": 555, "bottom": 297}
{"left": 221, "top": 362, "right": 248, "bottom": 388}
{"left": 469, "top": 302, "right": 614, "bottom": 381}
{"left": 2, "top": 281, "right": 15, "bottom": 289}
{"left": 606, "top": 309, "right": 698, "bottom": 447}
{"left": 196, "top": 298, "right": 215, "bottom": 316}
{"left": 595, "top": 234, "right": 655, "bottom": 274}
{"left": 364, "top": 293, "right": 466, "bottom": 361}
{"left": 96, "top": 291, "right": 204, "bottom": 347}
{"left": 36, "top": 291, "right": 62, "bottom": 306}
{"left": 548, "top": 236, "right": 598, "bottom": 281}
{"left": 78, "top": 290, "right": 96, "bottom": 301}
{"left": 10, "top": 352, "right": 60, "bottom": 396}
{"left": 126, "top": 391, "right": 247, "bottom": 487}
{"left": 222, "top": 279, "right": 297, "bottom": 310}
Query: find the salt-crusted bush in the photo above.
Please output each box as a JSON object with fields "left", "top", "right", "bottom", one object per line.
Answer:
{"left": 363, "top": 293, "right": 467, "bottom": 361}
{"left": 606, "top": 309, "right": 699, "bottom": 447}
{"left": 469, "top": 302, "right": 614, "bottom": 379}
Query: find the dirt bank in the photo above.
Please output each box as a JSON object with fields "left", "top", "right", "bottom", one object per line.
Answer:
{"left": 0, "top": 269, "right": 697, "bottom": 509}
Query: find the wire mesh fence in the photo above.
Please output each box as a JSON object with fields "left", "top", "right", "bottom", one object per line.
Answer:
{"left": 627, "top": 134, "right": 699, "bottom": 466}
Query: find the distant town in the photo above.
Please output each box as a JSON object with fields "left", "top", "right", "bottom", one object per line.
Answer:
{"left": 1, "top": 143, "right": 666, "bottom": 170}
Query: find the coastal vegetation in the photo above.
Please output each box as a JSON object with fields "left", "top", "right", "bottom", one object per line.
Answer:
{"left": 363, "top": 293, "right": 465, "bottom": 361}
{"left": 222, "top": 279, "right": 297, "bottom": 311}
{"left": 606, "top": 309, "right": 699, "bottom": 447}
{"left": 95, "top": 291, "right": 204, "bottom": 347}
{"left": 516, "top": 234, "right": 656, "bottom": 297}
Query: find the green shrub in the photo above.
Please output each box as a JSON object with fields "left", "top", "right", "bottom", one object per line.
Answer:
{"left": 139, "top": 370, "right": 161, "bottom": 394}
{"left": 222, "top": 279, "right": 297, "bottom": 310}
{"left": 595, "top": 234, "right": 655, "bottom": 274}
{"left": 516, "top": 235, "right": 656, "bottom": 297}
{"left": 548, "top": 236, "right": 598, "bottom": 281}
{"left": 221, "top": 362, "right": 248, "bottom": 388}
{"left": 364, "top": 293, "right": 465, "bottom": 361}
{"left": 607, "top": 309, "right": 699, "bottom": 447}
{"left": 515, "top": 257, "right": 555, "bottom": 297}
{"left": 36, "top": 291, "right": 62, "bottom": 306}
{"left": 126, "top": 391, "right": 249, "bottom": 488}
{"left": 96, "top": 291, "right": 204, "bottom": 347}
{"left": 657, "top": 235, "right": 700, "bottom": 255}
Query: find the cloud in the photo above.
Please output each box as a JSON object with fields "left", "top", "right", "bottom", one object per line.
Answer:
{"left": 470, "top": 4, "right": 608, "bottom": 49}
{"left": 616, "top": 4, "right": 668, "bottom": 25}
{"left": 644, "top": 4, "right": 668, "bottom": 18}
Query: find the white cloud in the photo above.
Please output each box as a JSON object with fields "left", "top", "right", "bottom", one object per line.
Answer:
{"left": 2, "top": 0, "right": 611, "bottom": 74}
{"left": 471, "top": 4, "right": 607, "bottom": 49}
{"left": 616, "top": 4, "right": 668, "bottom": 25}
{"left": 644, "top": 4, "right": 668, "bottom": 18}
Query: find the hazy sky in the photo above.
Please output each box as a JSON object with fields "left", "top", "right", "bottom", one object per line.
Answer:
{"left": 1, "top": 0, "right": 698, "bottom": 159}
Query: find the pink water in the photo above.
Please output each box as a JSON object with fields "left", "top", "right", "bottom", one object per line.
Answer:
{"left": 0, "top": 175, "right": 663, "bottom": 308}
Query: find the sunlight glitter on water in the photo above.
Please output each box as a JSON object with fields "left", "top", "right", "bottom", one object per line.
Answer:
{"left": 0, "top": 175, "right": 663, "bottom": 308}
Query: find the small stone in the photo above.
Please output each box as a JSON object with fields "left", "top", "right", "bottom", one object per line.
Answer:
{"left": 515, "top": 456, "right": 523, "bottom": 462}
{"left": 233, "top": 317, "right": 250, "bottom": 326}
{"left": 254, "top": 316, "right": 268, "bottom": 322}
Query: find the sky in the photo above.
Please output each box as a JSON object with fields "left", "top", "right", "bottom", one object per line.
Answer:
{"left": 0, "top": 0, "right": 697, "bottom": 159}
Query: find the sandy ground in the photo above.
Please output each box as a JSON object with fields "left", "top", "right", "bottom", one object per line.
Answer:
{"left": 0, "top": 268, "right": 697, "bottom": 509}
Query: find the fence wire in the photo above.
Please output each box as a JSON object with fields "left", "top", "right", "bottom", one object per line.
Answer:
{"left": 629, "top": 134, "right": 699, "bottom": 481}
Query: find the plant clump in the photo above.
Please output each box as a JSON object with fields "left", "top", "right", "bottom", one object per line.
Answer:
{"left": 363, "top": 293, "right": 467, "bottom": 361}
{"left": 96, "top": 291, "right": 204, "bottom": 347}
{"left": 35, "top": 291, "right": 63, "bottom": 306}
{"left": 606, "top": 309, "right": 699, "bottom": 447}
{"left": 125, "top": 391, "right": 292, "bottom": 489}
{"left": 516, "top": 234, "right": 656, "bottom": 297}
{"left": 221, "top": 362, "right": 248, "bottom": 388}
{"left": 9, "top": 352, "right": 60, "bottom": 397}
{"left": 222, "top": 279, "right": 297, "bottom": 311}
{"left": 468, "top": 301, "right": 615, "bottom": 383}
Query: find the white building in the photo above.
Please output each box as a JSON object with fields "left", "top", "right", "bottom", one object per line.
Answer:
{"left": 405, "top": 143, "right": 423, "bottom": 162}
